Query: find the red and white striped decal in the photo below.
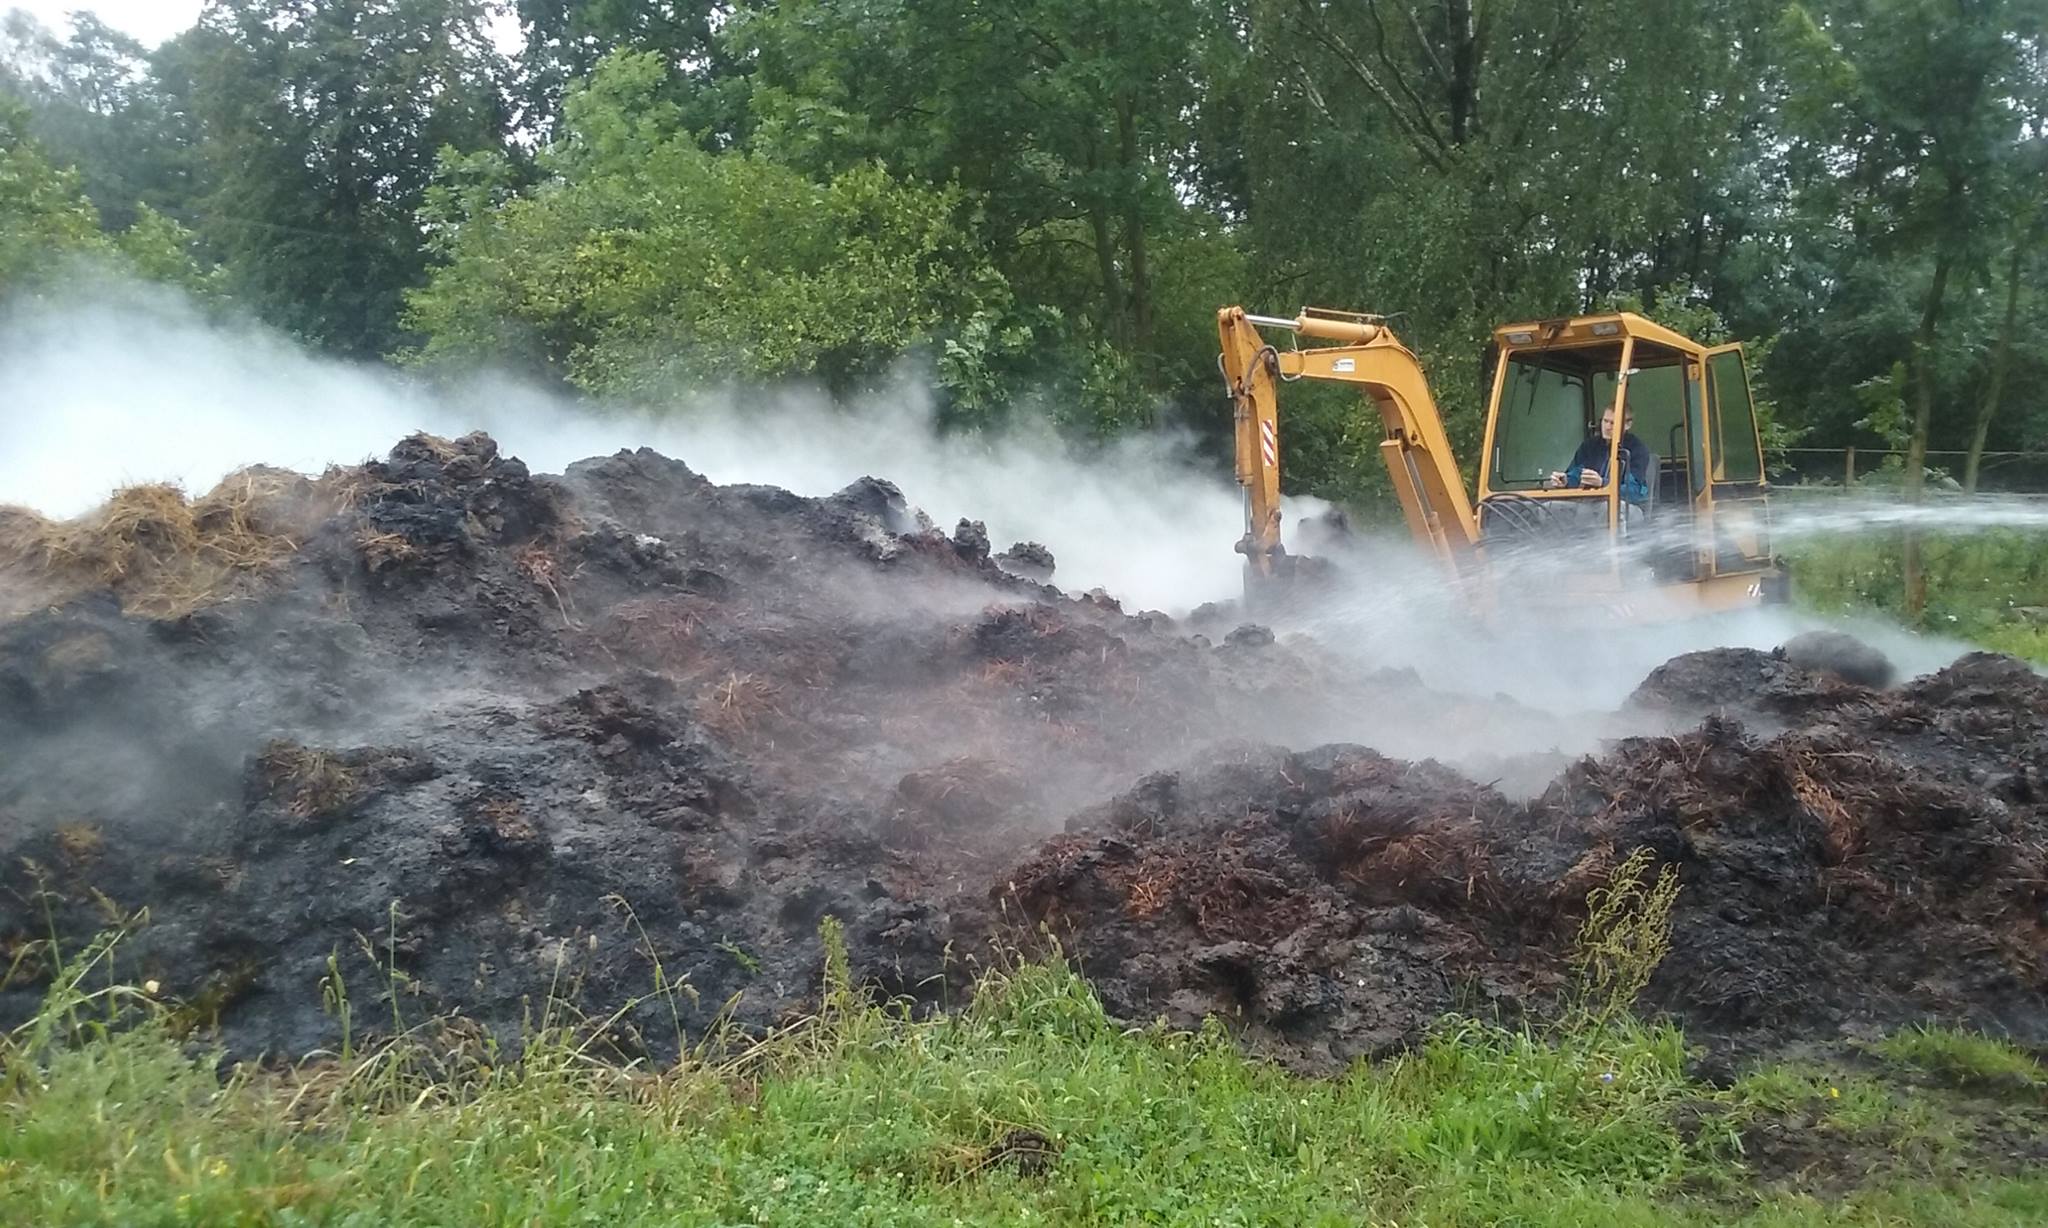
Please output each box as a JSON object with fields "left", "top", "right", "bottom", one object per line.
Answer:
{"left": 1260, "top": 419, "right": 1278, "bottom": 467}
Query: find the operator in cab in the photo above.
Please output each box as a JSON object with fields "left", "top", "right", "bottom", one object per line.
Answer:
{"left": 1547, "top": 402, "right": 1649, "bottom": 505}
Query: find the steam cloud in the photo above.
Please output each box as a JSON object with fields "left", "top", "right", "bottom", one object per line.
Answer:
{"left": 0, "top": 285, "right": 1262, "bottom": 613}
{"left": 0, "top": 281, "right": 1986, "bottom": 724}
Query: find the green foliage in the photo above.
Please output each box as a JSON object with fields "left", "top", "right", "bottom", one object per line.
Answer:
{"left": 5, "top": 0, "right": 2048, "bottom": 516}
{"left": 167, "top": 0, "right": 512, "bottom": 356}
{"left": 1873, "top": 1025, "right": 2046, "bottom": 1092}
{"left": 935, "top": 306, "right": 1053, "bottom": 428}
{"left": 0, "top": 96, "right": 198, "bottom": 293}
{"left": 1568, "top": 848, "right": 1683, "bottom": 1034}
{"left": 722, "top": 0, "right": 1256, "bottom": 438}
{"left": 0, "top": 10, "right": 199, "bottom": 231}
{"left": 731, "top": 0, "right": 1206, "bottom": 330}
{"left": 1782, "top": 516, "right": 2048, "bottom": 657}
{"left": 406, "top": 50, "right": 1006, "bottom": 401}
{"left": 0, "top": 98, "right": 105, "bottom": 280}
{"left": 1853, "top": 362, "right": 1913, "bottom": 453}
{"left": 1767, "top": 0, "right": 2043, "bottom": 486}
{"left": 512, "top": 0, "right": 739, "bottom": 140}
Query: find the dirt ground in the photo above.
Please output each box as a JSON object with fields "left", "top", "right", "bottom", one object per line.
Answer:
{"left": 2, "top": 433, "right": 2042, "bottom": 1069}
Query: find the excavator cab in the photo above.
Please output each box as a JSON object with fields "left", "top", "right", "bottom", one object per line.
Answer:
{"left": 1477, "top": 314, "right": 1780, "bottom": 606}
{"left": 1217, "top": 306, "right": 1786, "bottom": 621}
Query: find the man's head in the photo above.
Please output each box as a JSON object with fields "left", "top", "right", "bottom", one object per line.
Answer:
{"left": 1599, "top": 402, "right": 1634, "bottom": 440}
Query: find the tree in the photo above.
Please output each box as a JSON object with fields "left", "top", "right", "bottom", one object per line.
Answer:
{"left": 0, "top": 97, "right": 197, "bottom": 293}
{"left": 1777, "top": 0, "right": 2031, "bottom": 613}
{"left": 171, "top": 0, "right": 512, "bottom": 357}
{"left": 6, "top": 0, "right": 2041, "bottom": 542}
{"left": 1963, "top": 207, "right": 2040, "bottom": 492}
{"left": 511, "top": 0, "right": 741, "bottom": 140}
{"left": 728, "top": 0, "right": 1234, "bottom": 430}
{"left": 1, "top": 9, "right": 202, "bottom": 230}
{"left": 1200, "top": 0, "right": 1790, "bottom": 495}
{"left": 1963, "top": 27, "right": 2047, "bottom": 492}
{"left": 404, "top": 51, "right": 1007, "bottom": 402}
{"left": 1251, "top": 0, "right": 1783, "bottom": 307}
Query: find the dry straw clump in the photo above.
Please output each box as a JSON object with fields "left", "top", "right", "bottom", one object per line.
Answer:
{"left": 701, "top": 670, "right": 783, "bottom": 738}
{"left": 0, "top": 466, "right": 350, "bottom": 621}
{"left": 256, "top": 741, "right": 367, "bottom": 821}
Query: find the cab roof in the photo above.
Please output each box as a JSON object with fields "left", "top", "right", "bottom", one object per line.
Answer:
{"left": 1491, "top": 311, "right": 1709, "bottom": 355}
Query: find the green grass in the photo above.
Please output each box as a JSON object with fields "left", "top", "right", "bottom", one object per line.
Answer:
{"left": 4, "top": 938, "right": 2045, "bottom": 1226}
{"left": 1727, "top": 1056, "right": 1956, "bottom": 1162}
{"left": 1970, "top": 622, "right": 2048, "bottom": 665}
{"left": 1872, "top": 1025, "right": 2046, "bottom": 1092}
{"left": 1780, "top": 521, "right": 2048, "bottom": 664}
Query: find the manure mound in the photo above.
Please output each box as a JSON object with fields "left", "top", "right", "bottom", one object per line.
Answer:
{"left": 1003, "top": 655, "right": 2048, "bottom": 1068}
{"left": 2, "top": 434, "right": 2042, "bottom": 1071}
{"left": 0, "top": 434, "right": 1513, "bottom": 1056}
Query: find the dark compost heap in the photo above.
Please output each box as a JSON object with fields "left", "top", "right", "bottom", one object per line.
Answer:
{"left": 3, "top": 435, "right": 2041, "bottom": 1071}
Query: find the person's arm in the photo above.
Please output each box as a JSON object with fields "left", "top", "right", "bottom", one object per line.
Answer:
{"left": 1561, "top": 438, "right": 1599, "bottom": 488}
{"left": 1621, "top": 436, "right": 1651, "bottom": 503}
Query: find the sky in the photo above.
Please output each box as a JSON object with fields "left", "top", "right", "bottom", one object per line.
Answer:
{"left": 8, "top": 2, "right": 521, "bottom": 50}
{"left": 10, "top": 1, "right": 205, "bottom": 48}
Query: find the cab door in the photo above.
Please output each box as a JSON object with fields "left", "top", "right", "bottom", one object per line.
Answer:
{"left": 1701, "top": 343, "right": 1772, "bottom": 574}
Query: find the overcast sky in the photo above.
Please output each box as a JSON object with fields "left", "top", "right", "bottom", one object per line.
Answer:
{"left": 8, "top": 3, "right": 520, "bottom": 50}
{"left": 9, "top": 1, "right": 206, "bottom": 47}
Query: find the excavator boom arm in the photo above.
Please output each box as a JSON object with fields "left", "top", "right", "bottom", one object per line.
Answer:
{"left": 1218, "top": 307, "right": 1481, "bottom": 577}
{"left": 1219, "top": 308, "right": 1285, "bottom": 573}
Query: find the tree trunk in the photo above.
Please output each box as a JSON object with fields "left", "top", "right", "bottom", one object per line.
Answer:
{"left": 1082, "top": 137, "right": 1124, "bottom": 344}
{"left": 1446, "top": 0, "right": 1478, "bottom": 143}
{"left": 1963, "top": 239, "right": 2025, "bottom": 493}
{"left": 1586, "top": 246, "right": 1612, "bottom": 307}
{"left": 1089, "top": 204, "right": 1123, "bottom": 343}
{"left": 1115, "top": 94, "right": 1150, "bottom": 354}
{"left": 1902, "top": 247, "right": 1953, "bottom": 619}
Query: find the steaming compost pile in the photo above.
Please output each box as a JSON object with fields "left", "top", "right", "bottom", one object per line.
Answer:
{"left": 1, "top": 434, "right": 2043, "bottom": 1071}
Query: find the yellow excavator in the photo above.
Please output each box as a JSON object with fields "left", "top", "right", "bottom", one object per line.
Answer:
{"left": 1217, "top": 306, "right": 1788, "bottom": 622}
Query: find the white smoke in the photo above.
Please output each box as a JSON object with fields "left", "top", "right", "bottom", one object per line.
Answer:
{"left": 1768, "top": 496, "right": 2048, "bottom": 537}
{"left": 1277, "top": 517, "right": 1988, "bottom": 711}
{"left": 0, "top": 280, "right": 1994, "bottom": 739}
{"left": 0, "top": 285, "right": 1253, "bottom": 612}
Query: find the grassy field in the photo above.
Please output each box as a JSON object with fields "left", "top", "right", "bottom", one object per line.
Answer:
{"left": 5, "top": 920, "right": 2045, "bottom": 1227}
{"left": 1780, "top": 517, "right": 2048, "bottom": 664}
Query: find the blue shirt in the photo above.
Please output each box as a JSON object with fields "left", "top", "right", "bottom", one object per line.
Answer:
{"left": 1565, "top": 431, "right": 1650, "bottom": 504}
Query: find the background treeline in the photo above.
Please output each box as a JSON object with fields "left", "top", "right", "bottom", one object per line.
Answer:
{"left": 2, "top": 0, "right": 2044, "bottom": 508}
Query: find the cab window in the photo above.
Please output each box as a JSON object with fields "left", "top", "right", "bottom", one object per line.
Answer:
{"left": 1490, "top": 344, "right": 1621, "bottom": 489}
{"left": 1707, "top": 350, "right": 1763, "bottom": 483}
